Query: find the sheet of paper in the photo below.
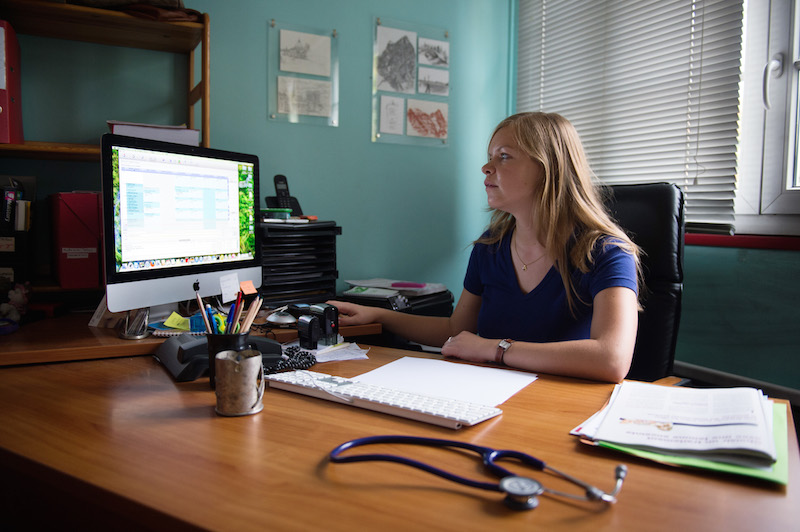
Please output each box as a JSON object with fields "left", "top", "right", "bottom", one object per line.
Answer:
{"left": 283, "top": 339, "right": 370, "bottom": 363}
{"left": 219, "top": 273, "right": 239, "bottom": 303}
{"left": 353, "top": 357, "right": 537, "bottom": 406}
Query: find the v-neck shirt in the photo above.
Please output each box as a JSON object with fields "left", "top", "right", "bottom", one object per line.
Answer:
{"left": 463, "top": 232, "right": 638, "bottom": 342}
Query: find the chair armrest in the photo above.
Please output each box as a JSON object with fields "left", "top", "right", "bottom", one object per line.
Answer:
{"left": 652, "top": 376, "right": 691, "bottom": 386}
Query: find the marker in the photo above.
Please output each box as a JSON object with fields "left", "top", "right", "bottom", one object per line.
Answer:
{"left": 391, "top": 282, "right": 426, "bottom": 288}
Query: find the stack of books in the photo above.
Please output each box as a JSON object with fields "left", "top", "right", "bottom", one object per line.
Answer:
{"left": 571, "top": 381, "right": 789, "bottom": 484}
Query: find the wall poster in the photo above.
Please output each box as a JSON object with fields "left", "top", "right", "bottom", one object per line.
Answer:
{"left": 268, "top": 20, "right": 339, "bottom": 127}
{"left": 371, "top": 17, "right": 450, "bottom": 146}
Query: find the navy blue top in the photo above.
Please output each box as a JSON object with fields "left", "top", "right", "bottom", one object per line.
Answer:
{"left": 464, "top": 232, "right": 638, "bottom": 342}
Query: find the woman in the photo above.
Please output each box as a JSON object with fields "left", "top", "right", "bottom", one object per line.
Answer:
{"left": 331, "top": 112, "right": 641, "bottom": 383}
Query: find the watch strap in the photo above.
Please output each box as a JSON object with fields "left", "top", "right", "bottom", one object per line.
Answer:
{"left": 495, "top": 339, "right": 514, "bottom": 365}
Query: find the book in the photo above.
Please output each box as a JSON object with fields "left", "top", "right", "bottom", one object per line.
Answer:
{"left": 571, "top": 381, "right": 789, "bottom": 484}
{"left": 345, "top": 278, "right": 447, "bottom": 297}
{"left": 14, "top": 199, "right": 30, "bottom": 231}
{"left": 107, "top": 120, "right": 200, "bottom": 146}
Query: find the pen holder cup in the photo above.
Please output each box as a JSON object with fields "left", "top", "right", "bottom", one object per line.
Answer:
{"left": 214, "top": 349, "right": 264, "bottom": 417}
{"left": 206, "top": 333, "right": 250, "bottom": 389}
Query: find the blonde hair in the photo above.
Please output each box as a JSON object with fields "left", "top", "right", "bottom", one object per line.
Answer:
{"left": 476, "top": 112, "right": 642, "bottom": 312}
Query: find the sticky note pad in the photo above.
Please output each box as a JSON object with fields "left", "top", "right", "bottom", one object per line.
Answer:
{"left": 240, "top": 280, "right": 257, "bottom": 295}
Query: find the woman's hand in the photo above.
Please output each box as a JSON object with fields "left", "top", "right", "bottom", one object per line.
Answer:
{"left": 326, "top": 300, "right": 381, "bottom": 327}
{"left": 441, "top": 331, "right": 497, "bottom": 364}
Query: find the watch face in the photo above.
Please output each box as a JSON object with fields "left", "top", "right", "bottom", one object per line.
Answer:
{"left": 499, "top": 339, "right": 512, "bottom": 350}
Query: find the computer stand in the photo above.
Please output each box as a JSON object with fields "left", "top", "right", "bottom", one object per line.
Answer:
{"left": 118, "top": 307, "right": 151, "bottom": 340}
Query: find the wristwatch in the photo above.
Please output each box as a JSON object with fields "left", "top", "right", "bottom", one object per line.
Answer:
{"left": 495, "top": 339, "right": 514, "bottom": 365}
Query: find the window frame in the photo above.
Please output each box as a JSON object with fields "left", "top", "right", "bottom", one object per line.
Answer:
{"left": 732, "top": 0, "right": 800, "bottom": 234}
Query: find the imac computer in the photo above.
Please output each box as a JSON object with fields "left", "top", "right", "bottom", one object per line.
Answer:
{"left": 100, "top": 134, "right": 262, "bottom": 338}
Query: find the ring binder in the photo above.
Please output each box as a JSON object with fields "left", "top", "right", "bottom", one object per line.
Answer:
{"left": 0, "top": 20, "right": 23, "bottom": 144}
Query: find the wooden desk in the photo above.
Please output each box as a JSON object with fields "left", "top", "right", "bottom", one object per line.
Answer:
{"left": 0, "top": 348, "right": 797, "bottom": 531}
{"left": 0, "top": 313, "right": 381, "bottom": 366}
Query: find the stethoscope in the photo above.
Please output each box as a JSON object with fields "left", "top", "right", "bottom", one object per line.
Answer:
{"left": 329, "top": 435, "right": 627, "bottom": 511}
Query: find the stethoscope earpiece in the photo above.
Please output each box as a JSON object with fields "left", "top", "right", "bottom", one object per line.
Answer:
{"left": 499, "top": 476, "right": 543, "bottom": 510}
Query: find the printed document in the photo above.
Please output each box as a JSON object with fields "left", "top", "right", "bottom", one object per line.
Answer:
{"left": 574, "top": 381, "right": 776, "bottom": 466}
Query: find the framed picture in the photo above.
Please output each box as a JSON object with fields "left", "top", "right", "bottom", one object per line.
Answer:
{"left": 371, "top": 17, "right": 450, "bottom": 147}
{"left": 268, "top": 20, "right": 339, "bottom": 127}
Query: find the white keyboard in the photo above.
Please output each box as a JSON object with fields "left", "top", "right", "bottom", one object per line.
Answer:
{"left": 266, "top": 370, "right": 502, "bottom": 429}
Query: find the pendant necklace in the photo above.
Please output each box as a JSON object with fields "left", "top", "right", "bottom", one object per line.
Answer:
{"left": 513, "top": 233, "right": 546, "bottom": 271}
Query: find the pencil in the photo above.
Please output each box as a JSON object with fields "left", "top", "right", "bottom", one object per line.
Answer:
{"left": 241, "top": 296, "right": 263, "bottom": 335}
{"left": 196, "top": 292, "right": 212, "bottom": 333}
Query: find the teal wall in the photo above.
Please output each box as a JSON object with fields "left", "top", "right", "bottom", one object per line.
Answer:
{"left": 3, "top": 0, "right": 513, "bottom": 296}
{"left": 676, "top": 246, "right": 800, "bottom": 390}
{"left": 3, "top": 0, "right": 797, "bottom": 392}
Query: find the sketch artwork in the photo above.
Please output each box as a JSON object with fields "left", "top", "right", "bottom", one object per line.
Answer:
{"left": 280, "top": 29, "right": 331, "bottom": 77}
{"left": 379, "top": 95, "right": 405, "bottom": 135}
{"left": 418, "top": 37, "right": 449, "bottom": 67}
{"left": 406, "top": 99, "right": 448, "bottom": 139}
{"left": 418, "top": 67, "right": 449, "bottom": 96}
{"left": 375, "top": 26, "right": 417, "bottom": 94}
{"left": 277, "top": 76, "right": 331, "bottom": 118}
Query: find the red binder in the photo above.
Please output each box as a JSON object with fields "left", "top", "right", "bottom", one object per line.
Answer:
{"left": 0, "top": 20, "right": 23, "bottom": 144}
{"left": 51, "top": 192, "right": 102, "bottom": 290}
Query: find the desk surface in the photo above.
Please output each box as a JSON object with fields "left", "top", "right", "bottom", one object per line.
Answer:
{"left": 0, "top": 347, "right": 797, "bottom": 531}
{"left": 0, "top": 313, "right": 381, "bottom": 366}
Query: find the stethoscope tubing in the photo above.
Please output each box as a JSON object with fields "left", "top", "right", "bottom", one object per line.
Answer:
{"left": 329, "top": 435, "right": 546, "bottom": 493}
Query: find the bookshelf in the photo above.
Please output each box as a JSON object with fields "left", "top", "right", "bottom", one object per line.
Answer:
{"left": 0, "top": 0, "right": 210, "bottom": 160}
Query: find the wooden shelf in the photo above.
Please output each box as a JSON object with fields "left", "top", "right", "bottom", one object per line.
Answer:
{"left": 0, "top": 140, "right": 100, "bottom": 161}
{"left": 0, "top": 0, "right": 204, "bottom": 52}
{"left": 0, "top": 0, "right": 210, "bottom": 159}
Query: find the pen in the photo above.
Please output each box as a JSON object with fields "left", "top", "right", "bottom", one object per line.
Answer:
{"left": 206, "top": 304, "right": 218, "bottom": 334}
{"left": 226, "top": 301, "right": 236, "bottom": 332}
{"left": 316, "top": 342, "right": 351, "bottom": 356}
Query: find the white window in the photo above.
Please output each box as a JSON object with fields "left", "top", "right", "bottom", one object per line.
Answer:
{"left": 735, "top": 0, "right": 800, "bottom": 235}
{"left": 516, "top": 0, "right": 800, "bottom": 236}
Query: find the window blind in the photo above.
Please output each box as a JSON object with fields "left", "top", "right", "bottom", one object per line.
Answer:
{"left": 516, "top": 0, "right": 744, "bottom": 233}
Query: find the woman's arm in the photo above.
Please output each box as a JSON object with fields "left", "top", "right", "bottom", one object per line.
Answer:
{"left": 441, "top": 286, "right": 638, "bottom": 383}
{"left": 329, "top": 288, "right": 481, "bottom": 348}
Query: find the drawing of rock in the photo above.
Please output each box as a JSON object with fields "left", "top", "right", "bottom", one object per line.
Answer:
{"left": 407, "top": 108, "right": 447, "bottom": 138}
{"left": 377, "top": 35, "right": 416, "bottom": 92}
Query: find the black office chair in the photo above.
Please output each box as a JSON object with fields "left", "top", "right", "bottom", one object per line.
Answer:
{"left": 603, "top": 183, "right": 685, "bottom": 381}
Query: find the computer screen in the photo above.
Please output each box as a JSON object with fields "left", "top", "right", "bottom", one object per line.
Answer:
{"left": 100, "top": 134, "right": 262, "bottom": 315}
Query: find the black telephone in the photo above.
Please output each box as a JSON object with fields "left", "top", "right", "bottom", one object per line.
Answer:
{"left": 154, "top": 334, "right": 283, "bottom": 382}
{"left": 266, "top": 174, "right": 303, "bottom": 216}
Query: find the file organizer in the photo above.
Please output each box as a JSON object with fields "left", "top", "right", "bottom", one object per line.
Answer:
{"left": 259, "top": 221, "right": 341, "bottom": 306}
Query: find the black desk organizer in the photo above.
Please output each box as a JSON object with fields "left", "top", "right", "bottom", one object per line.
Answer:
{"left": 0, "top": 230, "right": 32, "bottom": 284}
{"left": 259, "top": 221, "right": 341, "bottom": 307}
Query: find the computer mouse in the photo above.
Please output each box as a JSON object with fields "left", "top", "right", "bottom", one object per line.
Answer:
{"left": 266, "top": 311, "right": 297, "bottom": 327}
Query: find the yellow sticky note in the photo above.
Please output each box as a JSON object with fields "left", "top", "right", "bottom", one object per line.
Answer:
{"left": 163, "top": 312, "right": 190, "bottom": 330}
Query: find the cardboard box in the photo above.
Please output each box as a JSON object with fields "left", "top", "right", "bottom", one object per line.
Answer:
{"left": 51, "top": 192, "right": 102, "bottom": 289}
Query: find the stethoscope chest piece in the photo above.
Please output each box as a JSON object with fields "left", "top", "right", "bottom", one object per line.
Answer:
{"left": 499, "top": 476, "right": 544, "bottom": 510}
